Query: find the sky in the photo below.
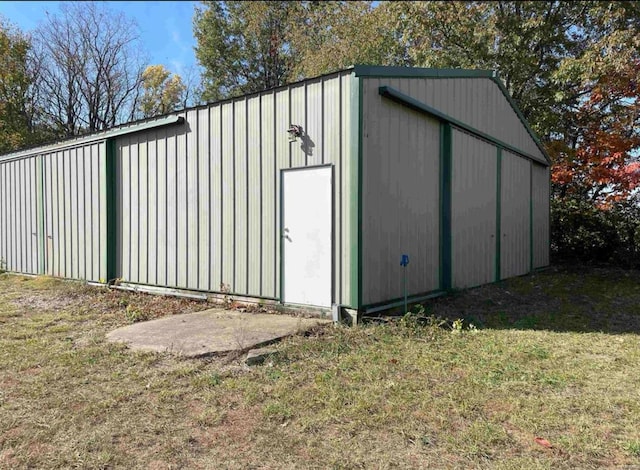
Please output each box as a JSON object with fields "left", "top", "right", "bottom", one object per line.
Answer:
{"left": 0, "top": 1, "right": 200, "bottom": 76}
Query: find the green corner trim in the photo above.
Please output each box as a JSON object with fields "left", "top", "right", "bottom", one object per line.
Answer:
{"left": 349, "top": 73, "right": 362, "bottom": 310}
{"left": 37, "top": 155, "right": 45, "bottom": 274}
{"left": 440, "top": 123, "right": 452, "bottom": 291}
{"left": 495, "top": 148, "right": 502, "bottom": 282}
{"left": 278, "top": 169, "right": 284, "bottom": 302}
{"left": 105, "top": 138, "right": 117, "bottom": 282}
{"left": 379, "top": 86, "right": 548, "bottom": 167}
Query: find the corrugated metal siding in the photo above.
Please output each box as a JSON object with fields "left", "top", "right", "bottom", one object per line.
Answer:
{"left": 366, "top": 77, "right": 545, "bottom": 164}
{"left": 0, "top": 157, "right": 39, "bottom": 274}
{"left": 113, "top": 71, "right": 356, "bottom": 305}
{"left": 361, "top": 78, "right": 440, "bottom": 306}
{"left": 451, "top": 130, "right": 497, "bottom": 289}
{"left": 532, "top": 163, "right": 550, "bottom": 268}
{"left": 501, "top": 150, "right": 531, "bottom": 278}
{"left": 41, "top": 143, "right": 105, "bottom": 281}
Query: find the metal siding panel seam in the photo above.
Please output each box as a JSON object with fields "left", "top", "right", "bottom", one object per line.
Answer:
{"left": 197, "top": 108, "right": 210, "bottom": 292}
{"left": 221, "top": 103, "right": 234, "bottom": 290}
{"left": 78, "top": 148, "right": 86, "bottom": 280}
{"left": 248, "top": 96, "right": 261, "bottom": 296}
{"left": 140, "top": 138, "right": 150, "bottom": 285}
{"left": 176, "top": 123, "right": 188, "bottom": 288}
{"left": 131, "top": 139, "right": 140, "bottom": 283}
{"left": 209, "top": 106, "right": 221, "bottom": 291}
{"left": 165, "top": 129, "right": 177, "bottom": 287}
{"left": 147, "top": 132, "right": 158, "bottom": 285}
{"left": 156, "top": 130, "right": 168, "bottom": 286}
{"left": 187, "top": 110, "right": 199, "bottom": 290}
{"left": 233, "top": 99, "right": 247, "bottom": 294}
{"left": 260, "top": 94, "right": 274, "bottom": 298}
{"left": 63, "top": 150, "right": 72, "bottom": 277}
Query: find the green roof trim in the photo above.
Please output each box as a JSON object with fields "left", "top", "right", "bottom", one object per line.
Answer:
{"left": 352, "top": 65, "right": 550, "bottom": 165}
{"left": 353, "top": 65, "right": 495, "bottom": 79}
{"left": 379, "top": 85, "right": 549, "bottom": 166}
{"left": 489, "top": 76, "right": 550, "bottom": 165}
{"left": 0, "top": 115, "right": 185, "bottom": 163}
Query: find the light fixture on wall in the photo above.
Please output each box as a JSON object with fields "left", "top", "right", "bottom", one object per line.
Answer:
{"left": 287, "top": 124, "right": 303, "bottom": 142}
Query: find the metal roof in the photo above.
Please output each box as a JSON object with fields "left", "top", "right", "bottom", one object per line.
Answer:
{"left": 0, "top": 65, "right": 549, "bottom": 164}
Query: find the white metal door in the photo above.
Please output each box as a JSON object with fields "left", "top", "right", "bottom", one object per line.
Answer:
{"left": 282, "top": 166, "right": 332, "bottom": 307}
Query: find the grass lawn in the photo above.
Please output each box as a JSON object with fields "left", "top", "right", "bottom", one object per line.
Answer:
{"left": 2, "top": 266, "right": 640, "bottom": 469}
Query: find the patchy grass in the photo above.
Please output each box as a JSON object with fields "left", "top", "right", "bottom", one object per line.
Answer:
{"left": 2, "top": 267, "right": 640, "bottom": 468}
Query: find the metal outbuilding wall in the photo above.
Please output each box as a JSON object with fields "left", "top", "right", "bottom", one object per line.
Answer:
{"left": 358, "top": 75, "right": 546, "bottom": 165}
{"left": 358, "top": 67, "right": 551, "bottom": 309}
{"left": 500, "top": 150, "right": 531, "bottom": 279}
{"left": 0, "top": 156, "right": 41, "bottom": 275}
{"left": 532, "top": 163, "right": 550, "bottom": 268}
{"left": 0, "top": 66, "right": 550, "bottom": 315}
{"left": 114, "top": 71, "right": 358, "bottom": 307}
{"left": 360, "top": 81, "right": 440, "bottom": 307}
{"left": 42, "top": 143, "right": 106, "bottom": 282}
{"left": 451, "top": 130, "right": 497, "bottom": 289}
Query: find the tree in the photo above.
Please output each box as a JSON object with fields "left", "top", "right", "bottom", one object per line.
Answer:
{"left": 386, "top": 1, "right": 590, "bottom": 139}
{"left": 194, "top": 1, "right": 296, "bottom": 101}
{"left": 193, "top": 1, "right": 405, "bottom": 100}
{"left": 139, "top": 65, "right": 187, "bottom": 118}
{"left": 35, "top": 3, "right": 146, "bottom": 136}
{"left": 551, "top": 60, "right": 640, "bottom": 204}
{"left": 384, "top": 1, "right": 640, "bottom": 204}
{"left": 287, "top": 1, "right": 408, "bottom": 79}
{"left": 0, "top": 17, "right": 49, "bottom": 152}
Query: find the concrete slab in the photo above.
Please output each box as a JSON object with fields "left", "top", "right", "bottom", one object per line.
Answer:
{"left": 106, "top": 309, "right": 329, "bottom": 358}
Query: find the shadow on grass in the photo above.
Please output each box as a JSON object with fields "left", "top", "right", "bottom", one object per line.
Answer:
{"left": 421, "top": 264, "right": 640, "bottom": 335}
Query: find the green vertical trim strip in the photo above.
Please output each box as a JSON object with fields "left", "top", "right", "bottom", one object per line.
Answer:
{"left": 37, "top": 155, "right": 45, "bottom": 274}
{"left": 105, "top": 138, "right": 117, "bottom": 282}
{"left": 349, "top": 73, "right": 361, "bottom": 310}
{"left": 547, "top": 165, "right": 551, "bottom": 266}
{"left": 278, "top": 169, "right": 284, "bottom": 303}
{"left": 495, "top": 148, "right": 502, "bottom": 282}
{"left": 439, "top": 123, "right": 452, "bottom": 291}
{"left": 529, "top": 160, "right": 534, "bottom": 272}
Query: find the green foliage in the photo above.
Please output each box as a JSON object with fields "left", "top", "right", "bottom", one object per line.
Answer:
{"left": 0, "top": 17, "right": 44, "bottom": 153}
{"left": 387, "top": 1, "right": 640, "bottom": 142}
{"left": 624, "top": 441, "right": 640, "bottom": 457}
{"left": 124, "top": 304, "right": 150, "bottom": 324}
{"left": 551, "top": 196, "right": 640, "bottom": 266}
{"left": 287, "top": 1, "right": 407, "bottom": 79}
{"left": 193, "top": 1, "right": 392, "bottom": 100}
{"left": 139, "top": 64, "right": 187, "bottom": 118}
{"left": 194, "top": 1, "right": 297, "bottom": 101}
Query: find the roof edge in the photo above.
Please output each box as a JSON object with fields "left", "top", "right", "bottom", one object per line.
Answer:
{"left": 489, "top": 75, "right": 551, "bottom": 164}
{"left": 352, "top": 65, "right": 550, "bottom": 164}
{"left": 353, "top": 65, "right": 495, "bottom": 78}
{"left": 0, "top": 115, "right": 184, "bottom": 162}
{"left": 379, "top": 85, "right": 549, "bottom": 166}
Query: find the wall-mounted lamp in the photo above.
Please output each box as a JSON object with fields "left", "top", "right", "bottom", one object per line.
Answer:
{"left": 287, "top": 124, "right": 303, "bottom": 142}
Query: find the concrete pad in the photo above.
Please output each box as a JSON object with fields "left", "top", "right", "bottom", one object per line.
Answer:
{"left": 106, "top": 309, "right": 329, "bottom": 358}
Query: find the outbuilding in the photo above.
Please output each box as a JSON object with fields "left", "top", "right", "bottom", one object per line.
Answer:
{"left": 0, "top": 65, "right": 550, "bottom": 318}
